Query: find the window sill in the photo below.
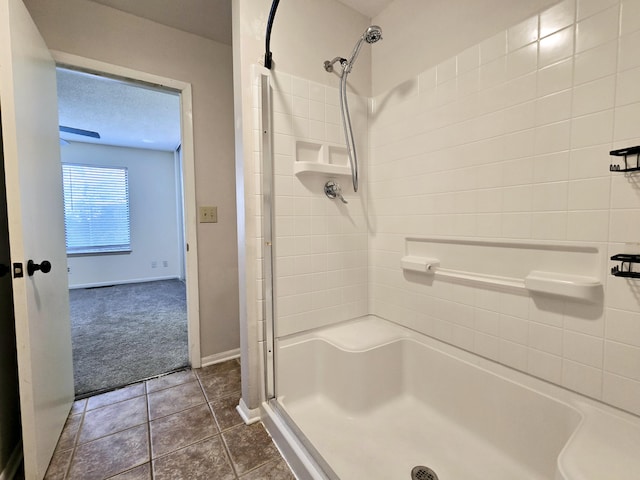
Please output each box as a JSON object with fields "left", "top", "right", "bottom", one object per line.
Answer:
{"left": 67, "top": 250, "right": 132, "bottom": 258}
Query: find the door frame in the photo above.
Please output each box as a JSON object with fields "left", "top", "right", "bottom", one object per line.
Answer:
{"left": 53, "top": 51, "right": 202, "bottom": 368}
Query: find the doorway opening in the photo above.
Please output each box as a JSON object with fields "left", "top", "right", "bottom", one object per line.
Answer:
{"left": 56, "top": 66, "right": 196, "bottom": 397}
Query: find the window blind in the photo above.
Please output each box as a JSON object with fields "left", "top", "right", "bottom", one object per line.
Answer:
{"left": 62, "top": 163, "right": 131, "bottom": 255}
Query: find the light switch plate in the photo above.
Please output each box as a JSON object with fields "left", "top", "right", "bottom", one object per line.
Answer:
{"left": 199, "top": 206, "right": 218, "bottom": 223}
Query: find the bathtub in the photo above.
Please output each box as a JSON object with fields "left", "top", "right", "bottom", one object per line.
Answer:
{"left": 263, "top": 316, "right": 640, "bottom": 480}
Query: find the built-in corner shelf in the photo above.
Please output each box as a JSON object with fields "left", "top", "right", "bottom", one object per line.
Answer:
{"left": 294, "top": 141, "right": 350, "bottom": 178}
{"left": 293, "top": 162, "right": 351, "bottom": 177}
{"left": 611, "top": 254, "right": 640, "bottom": 278}
{"left": 609, "top": 146, "right": 640, "bottom": 172}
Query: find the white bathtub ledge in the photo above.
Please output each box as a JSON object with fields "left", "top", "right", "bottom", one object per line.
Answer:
{"left": 557, "top": 404, "right": 640, "bottom": 480}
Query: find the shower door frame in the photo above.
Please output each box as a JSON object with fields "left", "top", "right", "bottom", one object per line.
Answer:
{"left": 260, "top": 71, "right": 276, "bottom": 400}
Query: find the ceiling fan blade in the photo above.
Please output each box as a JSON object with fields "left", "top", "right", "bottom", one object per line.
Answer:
{"left": 59, "top": 125, "right": 101, "bottom": 139}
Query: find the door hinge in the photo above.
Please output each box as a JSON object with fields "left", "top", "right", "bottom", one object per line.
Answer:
{"left": 13, "top": 263, "right": 23, "bottom": 278}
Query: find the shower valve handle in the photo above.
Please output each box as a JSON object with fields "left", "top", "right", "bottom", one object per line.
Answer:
{"left": 324, "top": 181, "right": 348, "bottom": 204}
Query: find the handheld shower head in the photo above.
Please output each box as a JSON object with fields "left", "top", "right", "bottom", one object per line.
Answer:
{"left": 344, "top": 25, "right": 383, "bottom": 73}
{"left": 364, "top": 25, "right": 383, "bottom": 44}
{"left": 323, "top": 25, "right": 383, "bottom": 193}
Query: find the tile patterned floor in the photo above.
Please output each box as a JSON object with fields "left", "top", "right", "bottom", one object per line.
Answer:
{"left": 44, "top": 360, "right": 295, "bottom": 480}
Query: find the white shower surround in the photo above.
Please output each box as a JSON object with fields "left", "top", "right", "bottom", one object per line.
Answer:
{"left": 271, "top": 316, "right": 640, "bottom": 479}
{"left": 255, "top": 0, "right": 640, "bottom": 418}
{"left": 242, "top": 0, "right": 640, "bottom": 476}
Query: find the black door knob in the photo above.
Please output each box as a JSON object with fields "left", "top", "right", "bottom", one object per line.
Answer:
{"left": 27, "top": 260, "right": 52, "bottom": 276}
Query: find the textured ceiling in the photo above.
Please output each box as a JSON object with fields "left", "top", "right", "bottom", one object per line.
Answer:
{"left": 57, "top": 68, "right": 181, "bottom": 152}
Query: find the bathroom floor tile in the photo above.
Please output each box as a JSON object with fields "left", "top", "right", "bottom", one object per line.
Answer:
{"left": 210, "top": 394, "right": 244, "bottom": 431}
{"left": 150, "top": 403, "right": 218, "bottom": 458}
{"left": 106, "top": 463, "right": 151, "bottom": 480}
{"left": 67, "top": 424, "right": 149, "bottom": 480}
{"left": 152, "top": 436, "right": 235, "bottom": 480}
{"left": 199, "top": 366, "right": 241, "bottom": 401}
{"left": 194, "top": 359, "right": 240, "bottom": 379}
{"left": 55, "top": 414, "right": 81, "bottom": 452}
{"left": 86, "top": 382, "right": 146, "bottom": 411}
{"left": 44, "top": 363, "right": 293, "bottom": 480}
{"left": 147, "top": 380, "right": 206, "bottom": 420}
{"left": 70, "top": 399, "right": 87, "bottom": 415}
{"left": 79, "top": 396, "right": 148, "bottom": 443}
{"left": 239, "top": 458, "right": 296, "bottom": 479}
{"left": 223, "top": 422, "right": 280, "bottom": 476}
{"left": 146, "top": 369, "right": 195, "bottom": 393}
{"left": 44, "top": 448, "right": 72, "bottom": 480}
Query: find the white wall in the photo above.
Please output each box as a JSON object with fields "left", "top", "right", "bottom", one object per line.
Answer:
{"left": 62, "top": 142, "right": 181, "bottom": 288}
{"left": 24, "top": 0, "right": 239, "bottom": 358}
{"left": 239, "top": 0, "right": 640, "bottom": 418}
{"left": 370, "top": 0, "right": 640, "bottom": 416}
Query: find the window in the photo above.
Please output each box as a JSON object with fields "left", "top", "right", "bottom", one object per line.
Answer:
{"left": 62, "top": 163, "right": 131, "bottom": 255}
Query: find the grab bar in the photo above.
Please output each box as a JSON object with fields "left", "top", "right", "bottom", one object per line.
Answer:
{"left": 400, "top": 256, "right": 602, "bottom": 302}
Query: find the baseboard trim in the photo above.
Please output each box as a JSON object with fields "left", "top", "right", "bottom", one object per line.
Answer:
{"left": 236, "top": 398, "right": 261, "bottom": 425}
{"left": 0, "top": 442, "right": 22, "bottom": 480}
{"left": 69, "top": 276, "right": 181, "bottom": 290}
{"left": 200, "top": 348, "right": 240, "bottom": 367}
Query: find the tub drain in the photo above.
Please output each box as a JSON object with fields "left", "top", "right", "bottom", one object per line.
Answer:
{"left": 411, "top": 466, "right": 439, "bottom": 480}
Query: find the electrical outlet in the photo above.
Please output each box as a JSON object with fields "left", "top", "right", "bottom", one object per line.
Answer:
{"left": 199, "top": 206, "right": 218, "bottom": 223}
{"left": 152, "top": 261, "right": 157, "bottom": 268}
{"left": 163, "top": 260, "right": 168, "bottom": 268}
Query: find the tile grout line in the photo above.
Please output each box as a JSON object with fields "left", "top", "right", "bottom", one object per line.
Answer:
{"left": 61, "top": 399, "right": 87, "bottom": 480}
{"left": 144, "top": 382, "right": 154, "bottom": 480}
{"left": 148, "top": 394, "right": 222, "bottom": 463}
{"left": 217, "top": 420, "right": 242, "bottom": 479}
{"left": 197, "top": 373, "right": 241, "bottom": 479}
{"left": 52, "top": 361, "right": 287, "bottom": 480}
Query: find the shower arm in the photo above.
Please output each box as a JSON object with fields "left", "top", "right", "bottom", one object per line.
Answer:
{"left": 323, "top": 56, "right": 347, "bottom": 73}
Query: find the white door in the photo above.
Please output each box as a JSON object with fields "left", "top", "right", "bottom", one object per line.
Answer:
{"left": 0, "top": 0, "right": 74, "bottom": 478}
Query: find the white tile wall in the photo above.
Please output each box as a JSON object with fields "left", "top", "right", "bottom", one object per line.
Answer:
{"left": 539, "top": 0, "right": 575, "bottom": 38}
{"left": 370, "top": 0, "right": 640, "bottom": 416}
{"left": 257, "top": 70, "right": 369, "bottom": 338}
{"left": 251, "top": 0, "right": 640, "bottom": 418}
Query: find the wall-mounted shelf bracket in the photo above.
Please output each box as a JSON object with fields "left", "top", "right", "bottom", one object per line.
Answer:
{"left": 610, "top": 146, "right": 640, "bottom": 172}
{"left": 611, "top": 254, "right": 640, "bottom": 278}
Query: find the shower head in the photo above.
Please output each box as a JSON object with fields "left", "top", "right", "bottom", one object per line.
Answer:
{"left": 364, "top": 25, "right": 383, "bottom": 44}
{"left": 343, "top": 25, "right": 383, "bottom": 74}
